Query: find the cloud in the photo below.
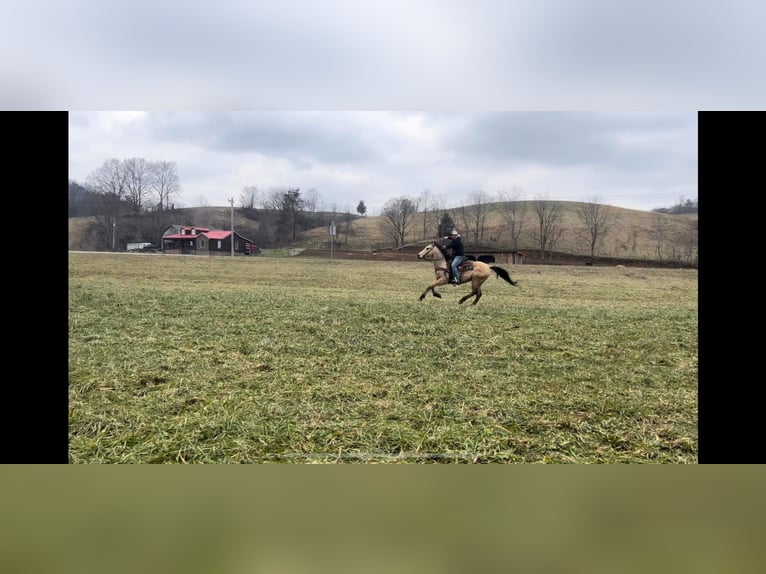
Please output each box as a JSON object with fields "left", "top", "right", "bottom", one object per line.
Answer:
{"left": 68, "top": 110, "right": 697, "bottom": 213}
{"left": 4, "top": 1, "right": 764, "bottom": 110}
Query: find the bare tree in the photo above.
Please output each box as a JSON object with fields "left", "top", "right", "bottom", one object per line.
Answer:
{"left": 418, "top": 189, "right": 430, "bottom": 240}
{"left": 239, "top": 185, "right": 260, "bottom": 209}
{"left": 259, "top": 188, "right": 287, "bottom": 210}
{"left": 417, "top": 189, "right": 448, "bottom": 240}
{"left": 453, "top": 190, "right": 493, "bottom": 246}
{"left": 150, "top": 160, "right": 181, "bottom": 212}
{"left": 303, "top": 188, "right": 320, "bottom": 213}
{"left": 85, "top": 158, "right": 128, "bottom": 250}
{"left": 531, "top": 194, "right": 564, "bottom": 259}
{"left": 575, "top": 195, "right": 615, "bottom": 263}
{"left": 430, "top": 193, "right": 447, "bottom": 213}
{"left": 497, "top": 186, "right": 527, "bottom": 251}
{"left": 339, "top": 204, "right": 354, "bottom": 244}
{"left": 123, "top": 157, "right": 153, "bottom": 213}
{"left": 676, "top": 219, "right": 698, "bottom": 265}
{"left": 651, "top": 213, "right": 671, "bottom": 260}
{"left": 380, "top": 196, "right": 419, "bottom": 247}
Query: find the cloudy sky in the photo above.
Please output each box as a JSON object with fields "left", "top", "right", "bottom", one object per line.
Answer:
{"left": 68, "top": 111, "right": 697, "bottom": 214}
{"left": 27, "top": 1, "right": 759, "bottom": 213}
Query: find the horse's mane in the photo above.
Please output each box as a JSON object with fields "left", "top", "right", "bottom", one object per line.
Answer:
{"left": 432, "top": 242, "right": 448, "bottom": 258}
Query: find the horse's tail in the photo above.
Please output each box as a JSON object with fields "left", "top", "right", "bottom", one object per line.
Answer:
{"left": 490, "top": 266, "right": 519, "bottom": 286}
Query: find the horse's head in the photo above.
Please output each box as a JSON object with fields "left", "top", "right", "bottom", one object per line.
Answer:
{"left": 417, "top": 242, "right": 441, "bottom": 260}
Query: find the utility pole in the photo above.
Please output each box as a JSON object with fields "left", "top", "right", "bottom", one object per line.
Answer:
{"left": 329, "top": 220, "right": 336, "bottom": 261}
{"left": 112, "top": 221, "right": 116, "bottom": 251}
{"left": 229, "top": 197, "right": 234, "bottom": 257}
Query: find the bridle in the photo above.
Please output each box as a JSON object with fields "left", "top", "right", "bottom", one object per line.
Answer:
{"left": 419, "top": 243, "right": 450, "bottom": 277}
{"left": 418, "top": 242, "right": 439, "bottom": 259}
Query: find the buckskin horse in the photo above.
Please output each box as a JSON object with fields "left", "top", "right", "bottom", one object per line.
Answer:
{"left": 417, "top": 242, "right": 519, "bottom": 305}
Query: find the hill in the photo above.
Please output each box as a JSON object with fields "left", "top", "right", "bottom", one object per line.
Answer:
{"left": 299, "top": 201, "right": 697, "bottom": 267}
{"left": 68, "top": 201, "right": 697, "bottom": 267}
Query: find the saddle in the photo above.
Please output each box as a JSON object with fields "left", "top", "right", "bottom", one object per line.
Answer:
{"left": 447, "top": 258, "right": 473, "bottom": 281}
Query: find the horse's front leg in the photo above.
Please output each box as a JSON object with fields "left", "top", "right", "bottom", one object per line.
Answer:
{"left": 419, "top": 274, "right": 447, "bottom": 301}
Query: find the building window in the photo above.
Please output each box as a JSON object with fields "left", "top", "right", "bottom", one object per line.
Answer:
{"left": 217, "top": 240, "right": 222, "bottom": 249}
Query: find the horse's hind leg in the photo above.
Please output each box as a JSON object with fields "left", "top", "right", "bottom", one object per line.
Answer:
{"left": 458, "top": 280, "right": 483, "bottom": 305}
{"left": 458, "top": 289, "right": 477, "bottom": 305}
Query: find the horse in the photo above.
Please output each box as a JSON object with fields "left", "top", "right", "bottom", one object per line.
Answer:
{"left": 416, "top": 242, "right": 519, "bottom": 305}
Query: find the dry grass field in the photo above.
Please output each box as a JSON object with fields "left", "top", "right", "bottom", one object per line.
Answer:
{"left": 69, "top": 251, "right": 697, "bottom": 463}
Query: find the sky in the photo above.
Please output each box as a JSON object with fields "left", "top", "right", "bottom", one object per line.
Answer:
{"left": 68, "top": 111, "right": 697, "bottom": 214}
{"left": 15, "top": 0, "right": 758, "bottom": 213}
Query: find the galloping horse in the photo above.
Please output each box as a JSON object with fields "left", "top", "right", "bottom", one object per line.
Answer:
{"left": 416, "top": 242, "right": 519, "bottom": 305}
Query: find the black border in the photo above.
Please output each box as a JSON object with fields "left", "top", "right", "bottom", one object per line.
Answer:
{"left": 697, "top": 111, "right": 761, "bottom": 463}
{"left": 3, "top": 111, "right": 69, "bottom": 463}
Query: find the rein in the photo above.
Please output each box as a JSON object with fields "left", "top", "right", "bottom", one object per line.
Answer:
{"left": 426, "top": 243, "right": 450, "bottom": 275}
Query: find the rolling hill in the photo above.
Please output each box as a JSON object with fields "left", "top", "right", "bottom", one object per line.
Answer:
{"left": 69, "top": 201, "right": 697, "bottom": 267}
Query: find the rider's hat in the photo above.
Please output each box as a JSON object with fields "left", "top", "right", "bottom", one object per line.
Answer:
{"left": 450, "top": 230, "right": 458, "bottom": 236}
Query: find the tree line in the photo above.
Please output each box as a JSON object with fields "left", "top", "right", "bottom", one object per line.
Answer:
{"left": 379, "top": 189, "right": 697, "bottom": 264}
{"left": 379, "top": 189, "right": 614, "bottom": 261}
{"left": 70, "top": 157, "right": 696, "bottom": 264}
{"left": 69, "top": 158, "right": 369, "bottom": 251}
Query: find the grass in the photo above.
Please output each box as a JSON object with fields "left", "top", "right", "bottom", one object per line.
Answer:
{"left": 68, "top": 252, "right": 698, "bottom": 463}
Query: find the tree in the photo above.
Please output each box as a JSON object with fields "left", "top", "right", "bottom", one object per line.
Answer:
{"left": 455, "top": 190, "right": 493, "bottom": 246}
{"left": 531, "top": 194, "right": 564, "bottom": 259}
{"left": 150, "top": 160, "right": 181, "bottom": 212}
{"left": 85, "top": 158, "right": 128, "bottom": 250}
{"left": 497, "top": 186, "right": 527, "bottom": 251}
{"left": 304, "top": 188, "right": 321, "bottom": 213}
{"left": 356, "top": 200, "right": 367, "bottom": 217}
{"left": 575, "top": 196, "right": 614, "bottom": 263}
{"left": 68, "top": 180, "right": 100, "bottom": 217}
{"left": 437, "top": 212, "right": 456, "bottom": 239}
{"left": 340, "top": 204, "right": 354, "bottom": 244}
{"left": 239, "top": 185, "right": 259, "bottom": 209}
{"left": 380, "top": 196, "right": 418, "bottom": 247}
{"left": 676, "top": 219, "right": 698, "bottom": 266}
{"left": 279, "top": 188, "right": 304, "bottom": 242}
{"left": 651, "top": 213, "right": 671, "bottom": 260}
{"left": 417, "top": 189, "right": 447, "bottom": 240}
{"left": 260, "top": 188, "right": 286, "bottom": 210}
{"left": 418, "top": 189, "right": 430, "bottom": 240}
{"left": 123, "top": 157, "right": 153, "bottom": 213}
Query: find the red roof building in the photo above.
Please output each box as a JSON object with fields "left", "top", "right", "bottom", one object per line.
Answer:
{"left": 161, "top": 225, "right": 259, "bottom": 256}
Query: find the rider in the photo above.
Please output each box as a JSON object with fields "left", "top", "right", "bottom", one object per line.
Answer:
{"left": 444, "top": 229, "right": 464, "bottom": 285}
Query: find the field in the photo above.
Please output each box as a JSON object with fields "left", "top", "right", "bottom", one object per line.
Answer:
{"left": 68, "top": 252, "right": 698, "bottom": 463}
